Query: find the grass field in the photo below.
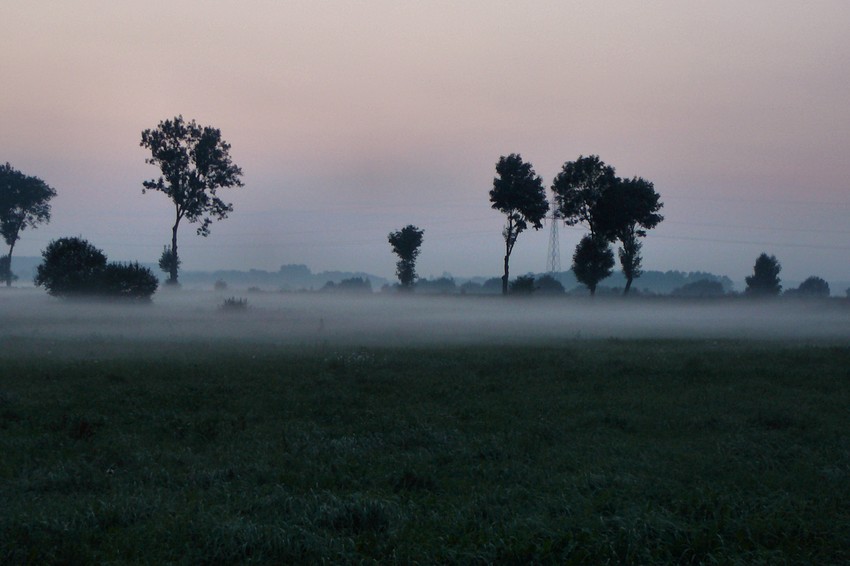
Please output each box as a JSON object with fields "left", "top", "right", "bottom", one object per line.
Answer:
{"left": 2, "top": 330, "right": 849, "bottom": 563}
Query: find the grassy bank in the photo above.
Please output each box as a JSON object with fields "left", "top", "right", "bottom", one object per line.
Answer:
{"left": 1, "top": 339, "right": 848, "bottom": 563}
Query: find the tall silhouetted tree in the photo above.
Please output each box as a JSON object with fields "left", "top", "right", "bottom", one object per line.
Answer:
{"left": 551, "top": 155, "right": 617, "bottom": 239}
{"left": 572, "top": 235, "right": 614, "bottom": 296}
{"left": 140, "top": 116, "right": 243, "bottom": 285}
{"left": 745, "top": 253, "right": 782, "bottom": 296}
{"left": 388, "top": 225, "right": 424, "bottom": 290}
{"left": 0, "top": 163, "right": 56, "bottom": 286}
{"left": 596, "top": 176, "right": 663, "bottom": 294}
{"left": 490, "top": 154, "right": 548, "bottom": 295}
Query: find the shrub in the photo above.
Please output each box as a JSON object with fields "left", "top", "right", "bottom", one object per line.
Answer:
{"left": 34, "top": 237, "right": 107, "bottom": 296}
{"left": 321, "top": 277, "right": 372, "bottom": 294}
{"left": 99, "top": 263, "right": 159, "bottom": 301}
{"left": 795, "top": 276, "right": 830, "bottom": 298}
{"left": 221, "top": 297, "right": 248, "bottom": 311}
{"left": 671, "top": 279, "right": 725, "bottom": 298}
{"left": 214, "top": 279, "right": 228, "bottom": 291}
{"left": 510, "top": 275, "right": 535, "bottom": 295}
{"left": 34, "top": 237, "right": 157, "bottom": 300}
{"left": 535, "top": 274, "right": 565, "bottom": 295}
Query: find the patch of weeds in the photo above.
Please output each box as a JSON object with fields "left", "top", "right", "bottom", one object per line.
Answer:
{"left": 220, "top": 296, "right": 248, "bottom": 311}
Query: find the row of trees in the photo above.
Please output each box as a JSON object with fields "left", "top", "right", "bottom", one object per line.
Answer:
{"left": 386, "top": 154, "right": 663, "bottom": 296}
{"left": 490, "top": 154, "right": 663, "bottom": 296}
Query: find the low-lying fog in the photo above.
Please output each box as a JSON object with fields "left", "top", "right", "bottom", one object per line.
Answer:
{"left": 2, "top": 288, "right": 849, "bottom": 348}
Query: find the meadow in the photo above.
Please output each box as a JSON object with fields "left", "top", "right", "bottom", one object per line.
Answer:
{"left": 1, "top": 290, "right": 849, "bottom": 563}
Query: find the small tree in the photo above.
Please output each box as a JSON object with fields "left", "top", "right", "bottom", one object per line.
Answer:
{"left": 158, "top": 245, "right": 181, "bottom": 284}
{"left": 0, "top": 163, "right": 57, "bottom": 286}
{"left": 795, "top": 276, "right": 830, "bottom": 298}
{"left": 388, "top": 225, "right": 424, "bottom": 290}
{"left": 34, "top": 237, "right": 107, "bottom": 297}
{"left": 745, "top": 253, "right": 782, "bottom": 296}
{"left": 490, "top": 154, "right": 549, "bottom": 295}
{"left": 141, "top": 116, "right": 244, "bottom": 285}
{"left": 572, "top": 235, "right": 614, "bottom": 296}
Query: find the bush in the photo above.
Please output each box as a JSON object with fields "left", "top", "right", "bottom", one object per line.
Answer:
{"left": 221, "top": 297, "right": 248, "bottom": 311}
{"left": 535, "top": 274, "right": 565, "bottom": 295}
{"left": 34, "top": 237, "right": 157, "bottom": 301}
{"left": 214, "top": 279, "right": 228, "bottom": 291}
{"left": 510, "top": 275, "right": 535, "bottom": 295}
{"left": 794, "top": 276, "right": 830, "bottom": 298}
{"left": 321, "top": 277, "right": 373, "bottom": 294}
{"left": 34, "top": 237, "right": 107, "bottom": 296}
{"left": 99, "top": 263, "right": 159, "bottom": 301}
{"left": 671, "top": 279, "right": 725, "bottom": 298}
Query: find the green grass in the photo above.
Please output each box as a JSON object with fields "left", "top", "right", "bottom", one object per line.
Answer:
{"left": 1, "top": 338, "right": 849, "bottom": 564}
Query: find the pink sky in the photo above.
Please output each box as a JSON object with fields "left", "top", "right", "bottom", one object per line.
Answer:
{"left": 3, "top": 1, "right": 849, "bottom": 285}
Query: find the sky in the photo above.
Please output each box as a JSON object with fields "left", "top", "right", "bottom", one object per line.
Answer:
{"left": 2, "top": 1, "right": 849, "bottom": 286}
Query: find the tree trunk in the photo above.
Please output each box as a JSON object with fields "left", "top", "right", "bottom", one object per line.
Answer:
{"left": 170, "top": 219, "right": 179, "bottom": 285}
{"left": 623, "top": 276, "right": 633, "bottom": 295}
{"left": 502, "top": 252, "right": 510, "bottom": 295}
{"left": 589, "top": 283, "right": 596, "bottom": 296}
{"left": 4, "top": 241, "right": 16, "bottom": 287}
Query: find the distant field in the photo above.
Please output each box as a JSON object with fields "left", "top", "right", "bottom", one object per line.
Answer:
{"left": 2, "top": 326, "right": 849, "bottom": 562}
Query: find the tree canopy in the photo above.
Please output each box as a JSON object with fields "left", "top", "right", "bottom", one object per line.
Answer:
{"left": 140, "top": 116, "right": 243, "bottom": 285}
{"left": 490, "top": 154, "right": 548, "bottom": 295}
{"left": 745, "top": 253, "right": 782, "bottom": 296}
{"left": 0, "top": 162, "right": 56, "bottom": 286}
{"left": 388, "top": 225, "right": 424, "bottom": 290}
{"left": 572, "top": 235, "right": 614, "bottom": 296}
{"left": 550, "top": 155, "right": 617, "bottom": 239}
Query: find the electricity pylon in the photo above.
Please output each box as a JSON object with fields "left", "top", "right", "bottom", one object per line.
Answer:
{"left": 546, "top": 211, "right": 561, "bottom": 274}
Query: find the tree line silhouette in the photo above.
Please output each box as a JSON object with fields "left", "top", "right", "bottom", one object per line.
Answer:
{"left": 1, "top": 117, "right": 844, "bottom": 300}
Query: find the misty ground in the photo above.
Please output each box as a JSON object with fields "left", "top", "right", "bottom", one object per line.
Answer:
{"left": 2, "top": 288, "right": 849, "bottom": 563}
{"left": 2, "top": 287, "right": 850, "bottom": 348}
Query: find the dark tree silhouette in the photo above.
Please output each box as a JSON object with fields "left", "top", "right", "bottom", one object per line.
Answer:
{"left": 388, "top": 225, "right": 424, "bottom": 290}
{"left": 795, "top": 276, "right": 830, "bottom": 298}
{"left": 140, "top": 116, "right": 243, "bottom": 285}
{"left": 0, "top": 163, "right": 57, "bottom": 286}
{"left": 572, "top": 235, "right": 614, "bottom": 296}
{"left": 596, "top": 176, "right": 663, "bottom": 294}
{"left": 158, "top": 245, "right": 180, "bottom": 279}
{"left": 510, "top": 275, "right": 535, "bottom": 295}
{"left": 490, "top": 154, "right": 548, "bottom": 295}
{"left": 550, "top": 155, "right": 617, "bottom": 239}
{"left": 671, "top": 279, "right": 726, "bottom": 298}
{"left": 745, "top": 253, "right": 782, "bottom": 296}
{"left": 34, "top": 237, "right": 157, "bottom": 300}
{"left": 34, "top": 237, "right": 106, "bottom": 296}
{"left": 535, "top": 274, "right": 565, "bottom": 295}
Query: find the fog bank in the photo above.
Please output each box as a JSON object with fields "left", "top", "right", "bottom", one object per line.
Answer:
{"left": 2, "top": 289, "right": 849, "bottom": 351}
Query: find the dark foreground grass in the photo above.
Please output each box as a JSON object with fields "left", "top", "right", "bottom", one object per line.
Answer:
{"left": 1, "top": 338, "right": 849, "bottom": 564}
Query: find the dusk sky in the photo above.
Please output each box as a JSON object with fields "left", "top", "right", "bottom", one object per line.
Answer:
{"left": 3, "top": 1, "right": 849, "bottom": 286}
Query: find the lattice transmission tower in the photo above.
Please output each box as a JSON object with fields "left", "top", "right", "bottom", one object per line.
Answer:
{"left": 545, "top": 211, "right": 561, "bottom": 274}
